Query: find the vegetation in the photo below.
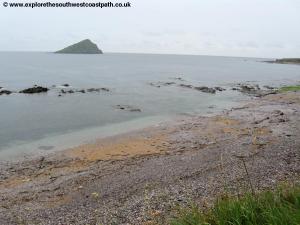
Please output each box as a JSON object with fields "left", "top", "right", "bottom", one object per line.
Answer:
{"left": 55, "top": 39, "right": 103, "bottom": 54}
{"left": 280, "top": 85, "right": 300, "bottom": 92}
{"left": 170, "top": 185, "right": 300, "bottom": 225}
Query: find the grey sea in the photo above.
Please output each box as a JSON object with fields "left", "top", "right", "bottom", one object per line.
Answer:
{"left": 0, "top": 52, "right": 299, "bottom": 160}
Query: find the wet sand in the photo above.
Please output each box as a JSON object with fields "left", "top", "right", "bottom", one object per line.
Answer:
{"left": 0, "top": 92, "right": 300, "bottom": 225}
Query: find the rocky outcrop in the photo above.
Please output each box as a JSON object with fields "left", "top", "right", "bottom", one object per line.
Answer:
{"left": 194, "top": 86, "right": 216, "bottom": 94}
{"left": 214, "top": 87, "right": 226, "bottom": 91}
{"left": 232, "top": 84, "right": 278, "bottom": 97}
{"left": 0, "top": 90, "right": 12, "bottom": 95}
{"left": 19, "top": 86, "right": 49, "bottom": 94}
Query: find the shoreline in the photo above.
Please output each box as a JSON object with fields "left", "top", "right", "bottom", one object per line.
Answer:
{"left": 0, "top": 91, "right": 299, "bottom": 224}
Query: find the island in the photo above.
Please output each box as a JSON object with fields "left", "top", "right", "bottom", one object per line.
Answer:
{"left": 55, "top": 39, "right": 103, "bottom": 54}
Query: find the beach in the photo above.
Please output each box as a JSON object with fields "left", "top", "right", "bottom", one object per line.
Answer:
{"left": 1, "top": 91, "right": 299, "bottom": 225}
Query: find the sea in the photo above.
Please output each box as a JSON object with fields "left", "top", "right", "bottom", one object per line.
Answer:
{"left": 0, "top": 52, "right": 299, "bottom": 160}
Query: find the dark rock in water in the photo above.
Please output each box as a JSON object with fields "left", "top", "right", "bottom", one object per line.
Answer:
{"left": 62, "top": 84, "right": 70, "bottom": 87}
{"left": 149, "top": 82, "right": 175, "bottom": 88}
{"left": 0, "top": 90, "right": 12, "bottom": 95}
{"left": 115, "top": 105, "right": 142, "bottom": 112}
{"left": 149, "top": 82, "right": 161, "bottom": 88}
{"left": 214, "top": 87, "right": 226, "bottom": 91}
{"left": 55, "top": 39, "right": 103, "bottom": 54}
{"left": 100, "top": 88, "right": 110, "bottom": 92}
{"left": 129, "top": 108, "right": 142, "bottom": 112}
{"left": 78, "top": 89, "right": 86, "bottom": 93}
{"left": 240, "top": 85, "right": 255, "bottom": 92}
{"left": 194, "top": 86, "right": 216, "bottom": 94}
{"left": 20, "top": 86, "right": 49, "bottom": 94}
{"left": 178, "top": 84, "right": 193, "bottom": 88}
{"left": 164, "top": 82, "right": 176, "bottom": 86}
{"left": 87, "top": 88, "right": 110, "bottom": 92}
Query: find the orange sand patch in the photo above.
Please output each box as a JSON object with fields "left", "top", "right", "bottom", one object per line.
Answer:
{"left": 0, "top": 176, "right": 30, "bottom": 189}
{"left": 66, "top": 134, "right": 167, "bottom": 161}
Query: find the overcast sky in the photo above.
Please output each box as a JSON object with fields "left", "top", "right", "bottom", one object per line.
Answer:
{"left": 1, "top": 0, "right": 300, "bottom": 58}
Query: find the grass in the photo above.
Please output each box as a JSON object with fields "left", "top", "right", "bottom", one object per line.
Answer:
{"left": 170, "top": 185, "right": 300, "bottom": 225}
{"left": 280, "top": 85, "right": 300, "bottom": 92}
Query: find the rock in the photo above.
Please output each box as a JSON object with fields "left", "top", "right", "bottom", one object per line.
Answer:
{"left": 129, "top": 108, "right": 142, "bottom": 112}
{"left": 19, "top": 86, "right": 49, "bottom": 94}
{"left": 55, "top": 39, "right": 103, "bottom": 54}
{"left": 0, "top": 90, "right": 12, "bottom": 95}
{"left": 78, "top": 90, "right": 86, "bottom": 93}
{"left": 233, "top": 84, "right": 277, "bottom": 97}
{"left": 194, "top": 86, "right": 216, "bottom": 94}
{"left": 240, "top": 85, "right": 255, "bottom": 93}
{"left": 149, "top": 82, "right": 175, "bottom": 88}
{"left": 178, "top": 84, "right": 193, "bottom": 88}
{"left": 87, "top": 88, "right": 100, "bottom": 92}
{"left": 214, "top": 87, "right": 226, "bottom": 91}
{"left": 100, "top": 88, "right": 110, "bottom": 92}
{"left": 87, "top": 88, "right": 110, "bottom": 92}
{"left": 164, "top": 82, "right": 176, "bottom": 86}
{"left": 62, "top": 84, "right": 70, "bottom": 87}
{"left": 115, "top": 105, "right": 142, "bottom": 112}
{"left": 149, "top": 82, "right": 161, "bottom": 88}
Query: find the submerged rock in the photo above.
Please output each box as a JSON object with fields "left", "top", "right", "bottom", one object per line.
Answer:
{"left": 20, "top": 86, "right": 49, "bottom": 94}
{"left": 149, "top": 82, "right": 175, "bottom": 88}
{"left": 115, "top": 105, "right": 142, "bottom": 112}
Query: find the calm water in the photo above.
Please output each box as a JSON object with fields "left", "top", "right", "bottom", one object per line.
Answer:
{"left": 0, "top": 52, "right": 299, "bottom": 159}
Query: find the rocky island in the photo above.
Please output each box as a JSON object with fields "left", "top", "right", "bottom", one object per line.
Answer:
{"left": 55, "top": 39, "right": 103, "bottom": 54}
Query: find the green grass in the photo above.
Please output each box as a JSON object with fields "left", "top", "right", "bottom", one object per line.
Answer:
{"left": 280, "top": 85, "right": 300, "bottom": 92}
{"left": 170, "top": 185, "right": 300, "bottom": 225}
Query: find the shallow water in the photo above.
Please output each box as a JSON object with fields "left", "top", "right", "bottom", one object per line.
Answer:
{"left": 0, "top": 52, "right": 299, "bottom": 159}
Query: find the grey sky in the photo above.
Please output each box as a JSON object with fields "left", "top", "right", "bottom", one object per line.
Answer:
{"left": 1, "top": 0, "right": 300, "bottom": 58}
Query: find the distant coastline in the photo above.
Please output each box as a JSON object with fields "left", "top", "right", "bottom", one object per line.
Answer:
{"left": 266, "top": 58, "right": 300, "bottom": 65}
